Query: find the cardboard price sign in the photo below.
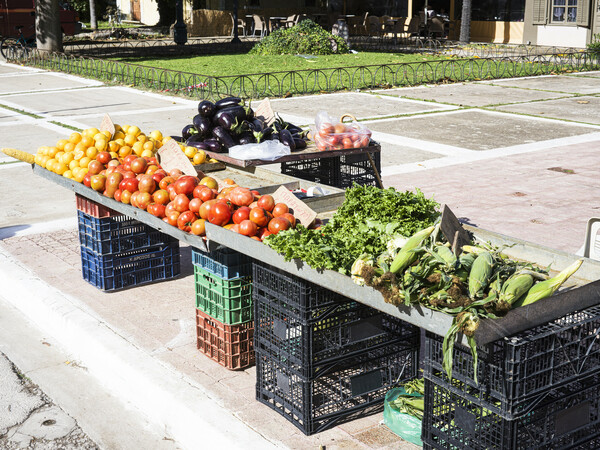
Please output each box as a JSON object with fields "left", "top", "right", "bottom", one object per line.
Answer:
{"left": 157, "top": 139, "right": 198, "bottom": 176}
{"left": 99, "top": 113, "right": 116, "bottom": 136}
{"left": 440, "top": 204, "right": 471, "bottom": 255}
{"left": 272, "top": 185, "right": 317, "bottom": 227}
{"left": 254, "top": 98, "right": 276, "bottom": 126}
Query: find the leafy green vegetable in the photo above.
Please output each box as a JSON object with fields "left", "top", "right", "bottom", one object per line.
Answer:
{"left": 264, "top": 185, "right": 440, "bottom": 274}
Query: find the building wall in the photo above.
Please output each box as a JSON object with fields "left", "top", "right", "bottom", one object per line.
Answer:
{"left": 140, "top": 0, "right": 160, "bottom": 25}
{"left": 536, "top": 25, "right": 589, "bottom": 47}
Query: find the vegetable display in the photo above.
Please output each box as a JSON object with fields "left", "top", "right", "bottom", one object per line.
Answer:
{"left": 175, "top": 97, "right": 308, "bottom": 153}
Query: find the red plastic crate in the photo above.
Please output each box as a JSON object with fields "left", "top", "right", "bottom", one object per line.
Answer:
{"left": 195, "top": 308, "right": 255, "bottom": 370}
{"left": 76, "top": 194, "right": 122, "bottom": 218}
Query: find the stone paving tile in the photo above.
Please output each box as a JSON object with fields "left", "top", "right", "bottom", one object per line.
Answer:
{"left": 492, "top": 95, "right": 600, "bottom": 125}
{"left": 0, "top": 121, "right": 75, "bottom": 162}
{"left": 570, "top": 71, "right": 600, "bottom": 79}
{"left": 365, "top": 110, "right": 596, "bottom": 151}
{"left": 1, "top": 86, "right": 194, "bottom": 118}
{"left": 488, "top": 75, "right": 600, "bottom": 94}
{"left": 0, "top": 64, "right": 42, "bottom": 75}
{"left": 270, "top": 92, "right": 450, "bottom": 123}
{"left": 374, "top": 83, "right": 569, "bottom": 107}
{"left": 378, "top": 141, "right": 443, "bottom": 167}
{"left": 383, "top": 141, "right": 600, "bottom": 253}
{"left": 0, "top": 73, "right": 102, "bottom": 95}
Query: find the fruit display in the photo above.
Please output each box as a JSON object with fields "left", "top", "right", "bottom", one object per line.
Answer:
{"left": 175, "top": 97, "right": 309, "bottom": 153}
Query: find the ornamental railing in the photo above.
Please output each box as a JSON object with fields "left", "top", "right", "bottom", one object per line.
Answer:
{"left": 4, "top": 44, "right": 598, "bottom": 101}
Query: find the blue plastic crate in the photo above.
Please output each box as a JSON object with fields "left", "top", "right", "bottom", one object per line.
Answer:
{"left": 192, "top": 246, "right": 252, "bottom": 279}
{"left": 80, "top": 242, "right": 180, "bottom": 291}
{"left": 77, "top": 210, "right": 177, "bottom": 255}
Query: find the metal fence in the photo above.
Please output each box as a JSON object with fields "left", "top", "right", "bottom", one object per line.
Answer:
{"left": 4, "top": 42, "right": 599, "bottom": 102}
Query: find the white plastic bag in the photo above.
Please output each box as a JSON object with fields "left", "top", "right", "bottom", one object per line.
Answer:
{"left": 228, "top": 140, "right": 291, "bottom": 161}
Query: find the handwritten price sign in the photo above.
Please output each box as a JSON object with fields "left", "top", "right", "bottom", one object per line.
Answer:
{"left": 272, "top": 186, "right": 317, "bottom": 227}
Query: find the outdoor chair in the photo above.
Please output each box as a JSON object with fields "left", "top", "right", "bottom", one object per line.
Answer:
{"left": 367, "top": 15, "right": 382, "bottom": 36}
{"left": 381, "top": 15, "right": 395, "bottom": 37}
{"left": 407, "top": 15, "right": 421, "bottom": 36}
{"left": 578, "top": 218, "right": 600, "bottom": 261}
{"left": 251, "top": 14, "right": 267, "bottom": 37}
{"left": 229, "top": 12, "right": 246, "bottom": 37}
{"left": 391, "top": 17, "right": 407, "bottom": 40}
{"left": 428, "top": 17, "right": 445, "bottom": 38}
{"left": 284, "top": 14, "right": 298, "bottom": 28}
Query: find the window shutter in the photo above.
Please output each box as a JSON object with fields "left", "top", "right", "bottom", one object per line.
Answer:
{"left": 576, "top": 0, "right": 590, "bottom": 26}
{"left": 532, "top": 0, "right": 548, "bottom": 24}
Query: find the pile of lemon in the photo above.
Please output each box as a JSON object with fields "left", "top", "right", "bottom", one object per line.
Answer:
{"left": 34, "top": 124, "right": 210, "bottom": 181}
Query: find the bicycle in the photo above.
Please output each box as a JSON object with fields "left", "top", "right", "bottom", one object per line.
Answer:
{"left": 1, "top": 25, "right": 36, "bottom": 59}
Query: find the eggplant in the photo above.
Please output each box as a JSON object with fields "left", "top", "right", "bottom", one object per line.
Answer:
{"left": 192, "top": 114, "right": 212, "bottom": 138}
{"left": 273, "top": 121, "right": 283, "bottom": 133}
{"left": 238, "top": 131, "right": 256, "bottom": 146}
{"left": 214, "top": 106, "right": 247, "bottom": 130}
{"left": 278, "top": 129, "right": 296, "bottom": 151}
{"left": 185, "top": 138, "right": 209, "bottom": 151}
{"left": 215, "top": 96, "right": 242, "bottom": 110}
{"left": 181, "top": 124, "right": 197, "bottom": 140}
{"left": 286, "top": 123, "right": 303, "bottom": 134}
{"left": 293, "top": 138, "right": 307, "bottom": 150}
{"left": 197, "top": 100, "right": 216, "bottom": 118}
{"left": 212, "top": 126, "right": 237, "bottom": 149}
{"left": 249, "top": 118, "right": 264, "bottom": 132}
{"left": 169, "top": 136, "right": 184, "bottom": 143}
{"left": 245, "top": 106, "right": 255, "bottom": 121}
{"left": 253, "top": 126, "right": 273, "bottom": 143}
{"left": 204, "top": 138, "right": 223, "bottom": 153}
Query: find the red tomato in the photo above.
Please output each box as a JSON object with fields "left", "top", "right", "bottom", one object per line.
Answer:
{"left": 229, "top": 187, "right": 254, "bottom": 207}
{"left": 174, "top": 175, "right": 199, "bottom": 196}
{"left": 147, "top": 203, "right": 166, "bottom": 218}
{"left": 191, "top": 219, "right": 206, "bottom": 236}
{"left": 159, "top": 176, "right": 175, "bottom": 190}
{"left": 208, "top": 202, "right": 232, "bottom": 226}
{"left": 281, "top": 212, "right": 296, "bottom": 228}
{"left": 333, "top": 123, "right": 347, "bottom": 134}
{"left": 189, "top": 197, "right": 203, "bottom": 214}
{"left": 268, "top": 217, "right": 291, "bottom": 234}
{"left": 238, "top": 219, "right": 258, "bottom": 237}
{"left": 173, "top": 193, "right": 191, "bottom": 213}
{"left": 342, "top": 137, "right": 353, "bottom": 149}
{"left": 249, "top": 207, "right": 271, "bottom": 228}
{"left": 137, "top": 174, "right": 156, "bottom": 194}
{"left": 232, "top": 206, "right": 251, "bottom": 224}
{"left": 152, "top": 189, "right": 170, "bottom": 205}
{"left": 272, "top": 203, "right": 289, "bottom": 217}
{"left": 177, "top": 210, "right": 197, "bottom": 232}
{"left": 257, "top": 194, "right": 275, "bottom": 212}
{"left": 130, "top": 157, "right": 148, "bottom": 174}
{"left": 199, "top": 199, "right": 217, "bottom": 220}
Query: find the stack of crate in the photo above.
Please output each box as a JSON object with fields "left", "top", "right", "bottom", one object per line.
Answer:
{"left": 422, "top": 304, "right": 600, "bottom": 449}
{"left": 76, "top": 194, "right": 180, "bottom": 291}
{"left": 192, "top": 246, "right": 254, "bottom": 370}
{"left": 252, "top": 261, "right": 420, "bottom": 435}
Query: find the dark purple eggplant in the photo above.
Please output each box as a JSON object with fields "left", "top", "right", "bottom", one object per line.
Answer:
{"left": 249, "top": 118, "right": 264, "bottom": 132}
{"left": 238, "top": 132, "right": 256, "bottom": 146}
{"left": 215, "top": 96, "right": 242, "bottom": 110}
{"left": 214, "top": 106, "right": 247, "bottom": 130}
{"left": 204, "top": 138, "right": 223, "bottom": 153}
{"left": 286, "top": 123, "right": 303, "bottom": 134}
{"left": 192, "top": 114, "right": 212, "bottom": 138}
{"left": 197, "top": 100, "right": 216, "bottom": 118}
{"left": 244, "top": 106, "right": 255, "bottom": 121}
{"left": 185, "top": 139, "right": 209, "bottom": 151}
{"left": 278, "top": 129, "right": 296, "bottom": 151}
{"left": 212, "top": 126, "right": 237, "bottom": 149}
{"left": 169, "top": 136, "right": 184, "bottom": 143}
{"left": 253, "top": 126, "right": 273, "bottom": 143}
{"left": 273, "top": 121, "right": 283, "bottom": 132}
{"left": 181, "top": 124, "right": 197, "bottom": 140}
{"left": 293, "top": 138, "right": 307, "bottom": 150}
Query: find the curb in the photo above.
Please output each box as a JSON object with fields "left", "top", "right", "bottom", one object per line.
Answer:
{"left": 0, "top": 245, "right": 278, "bottom": 450}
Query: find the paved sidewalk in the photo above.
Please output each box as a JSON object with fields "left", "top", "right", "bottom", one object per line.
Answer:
{"left": 2, "top": 60, "right": 600, "bottom": 449}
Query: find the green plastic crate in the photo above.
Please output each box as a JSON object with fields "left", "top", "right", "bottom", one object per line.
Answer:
{"left": 194, "top": 265, "right": 253, "bottom": 325}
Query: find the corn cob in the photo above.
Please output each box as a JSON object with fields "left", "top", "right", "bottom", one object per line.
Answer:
{"left": 390, "top": 226, "right": 435, "bottom": 274}
{"left": 496, "top": 273, "right": 535, "bottom": 312}
{"left": 468, "top": 251, "right": 494, "bottom": 298}
{"left": 2, "top": 148, "right": 35, "bottom": 164}
{"left": 435, "top": 245, "right": 457, "bottom": 266}
{"left": 462, "top": 245, "right": 487, "bottom": 255}
{"left": 514, "top": 259, "right": 583, "bottom": 307}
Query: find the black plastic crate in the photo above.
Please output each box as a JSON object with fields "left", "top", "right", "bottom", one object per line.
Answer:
{"left": 78, "top": 210, "right": 177, "bottom": 255}
{"left": 422, "top": 373, "right": 600, "bottom": 450}
{"left": 423, "top": 304, "right": 600, "bottom": 419}
{"left": 254, "top": 291, "right": 419, "bottom": 378}
{"left": 255, "top": 344, "right": 418, "bottom": 435}
{"left": 80, "top": 242, "right": 180, "bottom": 291}
{"left": 280, "top": 151, "right": 381, "bottom": 189}
{"left": 252, "top": 262, "right": 349, "bottom": 313}
{"left": 191, "top": 245, "right": 252, "bottom": 279}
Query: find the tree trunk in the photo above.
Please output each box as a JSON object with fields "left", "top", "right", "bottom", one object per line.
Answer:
{"left": 89, "top": 0, "right": 97, "bottom": 30}
{"left": 35, "top": 0, "right": 62, "bottom": 52}
{"left": 459, "top": 0, "right": 471, "bottom": 43}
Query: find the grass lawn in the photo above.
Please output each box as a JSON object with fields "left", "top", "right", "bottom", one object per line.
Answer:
{"left": 111, "top": 52, "right": 451, "bottom": 77}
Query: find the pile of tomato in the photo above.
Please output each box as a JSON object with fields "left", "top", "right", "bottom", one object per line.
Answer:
{"left": 313, "top": 121, "right": 372, "bottom": 151}
{"left": 80, "top": 152, "right": 298, "bottom": 240}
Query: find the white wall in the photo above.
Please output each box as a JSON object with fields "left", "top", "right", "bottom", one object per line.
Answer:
{"left": 536, "top": 26, "right": 588, "bottom": 48}
{"left": 140, "top": 0, "right": 159, "bottom": 26}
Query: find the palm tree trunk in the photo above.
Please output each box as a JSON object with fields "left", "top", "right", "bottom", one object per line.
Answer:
{"left": 35, "top": 0, "right": 63, "bottom": 52}
{"left": 89, "top": 0, "right": 97, "bottom": 30}
{"left": 459, "top": 0, "right": 471, "bottom": 43}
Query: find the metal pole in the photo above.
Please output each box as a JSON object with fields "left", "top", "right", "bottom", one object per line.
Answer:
{"left": 231, "top": 0, "right": 241, "bottom": 43}
{"left": 173, "top": 0, "right": 187, "bottom": 45}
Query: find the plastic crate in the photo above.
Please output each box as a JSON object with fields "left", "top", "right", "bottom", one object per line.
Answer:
{"left": 421, "top": 373, "right": 600, "bottom": 450}
{"left": 194, "top": 265, "right": 252, "bottom": 325}
{"left": 78, "top": 210, "right": 177, "bottom": 255}
{"left": 76, "top": 194, "right": 121, "bottom": 218}
{"left": 192, "top": 246, "right": 252, "bottom": 279}
{"left": 256, "top": 344, "right": 418, "bottom": 435}
{"left": 254, "top": 290, "right": 419, "bottom": 378}
{"left": 280, "top": 152, "right": 381, "bottom": 189}
{"left": 80, "top": 242, "right": 180, "bottom": 291}
{"left": 252, "top": 262, "right": 349, "bottom": 313}
{"left": 195, "top": 308, "right": 254, "bottom": 370}
{"left": 423, "top": 304, "right": 600, "bottom": 419}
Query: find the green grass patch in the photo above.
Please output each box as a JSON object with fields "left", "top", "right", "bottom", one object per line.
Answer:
{"left": 110, "top": 52, "right": 448, "bottom": 77}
